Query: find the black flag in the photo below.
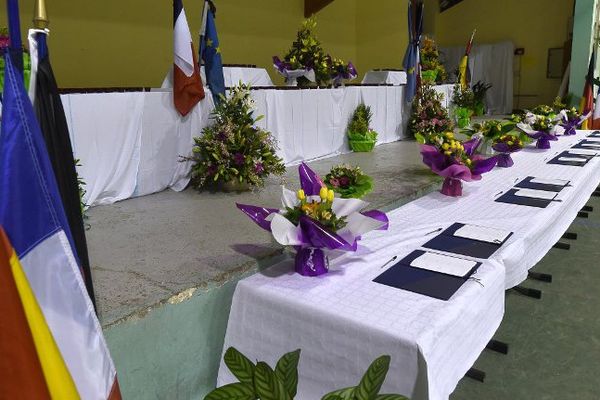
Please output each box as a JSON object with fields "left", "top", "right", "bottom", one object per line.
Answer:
{"left": 33, "top": 33, "right": 96, "bottom": 309}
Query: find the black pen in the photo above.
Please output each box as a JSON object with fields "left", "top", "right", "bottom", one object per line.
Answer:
{"left": 380, "top": 256, "right": 397, "bottom": 269}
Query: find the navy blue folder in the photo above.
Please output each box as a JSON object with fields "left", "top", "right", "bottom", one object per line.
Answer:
{"left": 423, "top": 223, "right": 513, "bottom": 259}
{"left": 495, "top": 188, "right": 555, "bottom": 208}
{"left": 547, "top": 151, "right": 593, "bottom": 167}
{"left": 587, "top": 131, "right": 600, "bottom": 138}
{"left": 373, "top": 250, "right": 481, "bottom": 301}
{"left": 514, "top": 176, "right": 569, "bottom": 192}
{"left": 570, "top": 140, "right": 600, "bottom": 151}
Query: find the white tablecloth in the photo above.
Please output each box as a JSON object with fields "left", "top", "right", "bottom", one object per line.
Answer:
{"left": 200, "top": 66, "right": 274, "bottom": 87}
{"left": 61, "top": 91, "right": 214, "bottom": 206}
{"left": 218, "top": 130, "right": 600, "bottom": 399}
{"left": 61, "top": 86, "right": 406, "bottom": 206}
{"left": 394, "top": 132, "right": 600, "bottom": 289}
{"left": 252, "top": 86, "right": 406, "bottom": 165}
{"left": 362, "top": 70, "right": 407, "bottom": 85}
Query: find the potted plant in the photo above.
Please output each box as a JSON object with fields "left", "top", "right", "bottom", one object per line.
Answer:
{"left": 184, "top": 83, "right": 286, "bottom": 191}
{"left": 347, "top": 103, "right": 378, "bottom": 152}
{"left": 273, "top": 17, "right": 333, "bottom": 87}
{"left": 451, "top": 83, "right": 475, "bottom": 128}
{"left": 324, "top": 164, "right": 374, "bottom": 199}
{"left": 420, "top": 36, "right": 447, "bottom": 84}
{"left": 472, "top": 81, "right": 492, "bottom": 116}
{"left": 408, "top": 84, "right": 454, "bottom": 143}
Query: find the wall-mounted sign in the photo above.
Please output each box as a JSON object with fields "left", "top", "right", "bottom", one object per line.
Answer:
{"left": 440, "top": 0, "right": 465, "bottom": 12}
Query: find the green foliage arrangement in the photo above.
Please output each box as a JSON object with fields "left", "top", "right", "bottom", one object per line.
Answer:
{"left": 206, "top": 347, "right": 409, "bottom": 400}
{"left": 451, "top": 84, "right": 475, "bottom": 109}
{"left": 463, "top": 119, "right": 516, "bottom": 140}
{"left": 348, "top": 103, "right": 378, "bottom": 142}
{"left": 420, "top": 36, "right": 447, "bottom": 84}
{"left": 280, "top": 17, "right": 333, "bottom": 86}
{"left": 409, "top": 84, "right": 454, "bottom": 143}
{"left": 471, "top": 81, "right": 492, "bottom": 116}
{"left": 325, "top": 164, "right": 374, "bottom": 199}
{"left": 186, "top": 84, "right": 285, "bottom": 189}
{"left": 74, "top": 159, "right": 89, "bottom": 220}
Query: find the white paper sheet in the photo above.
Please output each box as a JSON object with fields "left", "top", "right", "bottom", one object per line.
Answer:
{"left": 530, "top": 177, "right": 569, "bottom": 186}
{"left": 558, "top": 156, "right": 588, "bottom": 163}
{"left": 566, "top": 149, "right": 598, "bottom": 156}
{"left": 454, "top": 224, "right": 511, "bottom": 244}
{"left": 410, "top": 252, "right": 477, "bottom": 277}
{"left": 513, "top": 189, "right": 557, "bottom": 200}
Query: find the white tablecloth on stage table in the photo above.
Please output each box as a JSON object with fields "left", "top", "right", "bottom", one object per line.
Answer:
{"left": 432, "top": 84, "right": 454, "bottom": 109}
{"left": 61, "top": 86, "right": 405, "bottom": 206}
{"left": 362, "top": 70, "right": 407, "bottom": 85}
{"left": 252, "top": 86, "right": 406, "bottom": 165}
{"left": 200, "top": 66, "right": 274, "bottom": 87}
{"left": 218, "top": 130, "right": 600, "bottom": 399}
{"left": 61, "top": 91, "right": 214, "bottom": 206}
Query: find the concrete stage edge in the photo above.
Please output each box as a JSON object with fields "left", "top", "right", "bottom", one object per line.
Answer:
{"left": 89, "top": 141, "right": 442, "bottom": 399}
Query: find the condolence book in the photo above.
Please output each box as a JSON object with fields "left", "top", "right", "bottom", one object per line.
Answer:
{"left": 373, "top": 250, "right": 481, "bottom": 300}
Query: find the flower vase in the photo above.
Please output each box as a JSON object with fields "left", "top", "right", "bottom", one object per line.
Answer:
{"left": 221, "top": 180, "right": 251, "bottom": 192}
{"left": 441, "top": 177, "right": 463, "bottom": 197}
{"left": 295, "top": 247, "right": 329, "bottom": 276}
{"left": 496, "top": 153, "right": 514, "bottom": 168}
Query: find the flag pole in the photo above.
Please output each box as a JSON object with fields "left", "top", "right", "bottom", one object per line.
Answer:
{"left": 33, "top": 0, "right": 50, "bottom": 29}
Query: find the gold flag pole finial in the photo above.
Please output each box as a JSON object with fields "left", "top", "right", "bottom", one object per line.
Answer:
{"left": 33, "top": 0, "right": 49, "bottom": 29}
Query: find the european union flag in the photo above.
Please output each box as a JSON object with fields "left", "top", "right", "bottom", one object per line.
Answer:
{"left": 199, "top": 0, "right": 225, "bottom": 104}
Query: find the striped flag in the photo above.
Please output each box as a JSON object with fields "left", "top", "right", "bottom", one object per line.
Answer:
{"left": 0, "top": 46, "right": 121, "bottom": 399}
{"left": 580, "top": 47, "right": 595, "bottom": 130}
{"left": 459, "top": 29, "right": 476, "bottom": 91}
{"left": 28, "top": 29, "right": 97, "bottom": 308}
{"left": 173, "top": 0, "right": 205, "bottom": 116}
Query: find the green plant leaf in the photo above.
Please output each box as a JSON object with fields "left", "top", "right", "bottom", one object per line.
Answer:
{"left": 354, "top": 355, "right": 391, "bottom": 400}
{"left": 253, "top": 362, "right": 291, "bottom": 400}
{"left": 374, "top": 395, "right": 409, "bottom": 400}
{"left": 321, "top": 387, "right": 355, "bottom": 400}
{"left": 414, "top": 132, "right": 426, "bottom": 144}
{"left": 204, "top": 383, "right": 256, "bottom": 400}
{"left": 274, "top": 349, "right": 301, "bottom": 398}
{"left": 223, "top": 347, "right": 256, "bottom": 386}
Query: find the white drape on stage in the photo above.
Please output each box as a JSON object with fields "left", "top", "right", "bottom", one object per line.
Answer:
{"left": 440, "top": 41, "right": 514, "bottom": 114}
{"left": 62, "top": 86, "right": 406, "bottom": 206}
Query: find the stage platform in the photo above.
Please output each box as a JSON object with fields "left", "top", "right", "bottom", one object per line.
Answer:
{"left": 88, "top": 140, "right": 441, "bottom": 399}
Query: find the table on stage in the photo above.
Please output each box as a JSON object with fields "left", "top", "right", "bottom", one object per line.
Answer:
{"left": 218, "top": 130, "right": 600, "bottom": 399}
{"left": 362, "top": 70, "right": 408, "bottom": 86}
{"left": 60, "top": 85, "right": 407, "bottom": 206}
{"left": 201, "top": 65, "right": 274, "bottom": 87}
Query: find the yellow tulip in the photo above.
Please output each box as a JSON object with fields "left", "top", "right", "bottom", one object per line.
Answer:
{"left": 445, "top": 132, "right": 454, "bottom": 139}
{"left": 442, "top": 143, "right": 450, "bottom": 150}
{"left": 319, "top": 186, "right": 328, "bottom": 200}
{"left": 327, "top": 189, "right": 335, "bottom": 202}
{"left": 297, "top": 189, "right": 306, "bottom": 201}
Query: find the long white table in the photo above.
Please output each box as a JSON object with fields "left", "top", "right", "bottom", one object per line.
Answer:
{"left": 61, "top": 86, "right": 407, "bottom": 206}
{"left": 218, "top": 130, "right": 600, "bottom": 399}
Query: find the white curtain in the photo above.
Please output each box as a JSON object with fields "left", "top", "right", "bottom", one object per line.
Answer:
{"left": 440, "top": 41, "right": 514, "bottom": 114}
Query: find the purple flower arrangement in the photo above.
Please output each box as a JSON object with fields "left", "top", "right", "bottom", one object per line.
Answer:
{"left": 184, "top": 84, "right": 285, "bottom": 189}
{"left": 517, "top": 113, "right": 563, "bottom": 149}
{"left": 421, "top": 133, "right": 497, "bottom": 197}
{"left": 237, "top": 163, "right": 388, "bottom": 276}
{"left": 492, "top": 134, "right": 524, "bottom": 168}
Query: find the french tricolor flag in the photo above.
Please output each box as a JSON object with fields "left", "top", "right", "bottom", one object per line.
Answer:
{"left": 173, "top": 0, "right": 205, "bottom": 116}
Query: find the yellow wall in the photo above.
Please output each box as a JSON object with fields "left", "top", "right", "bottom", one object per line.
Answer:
{"left": 1, "top": 0, "right": 574, "bottom": 106}
{"left": 0, "top": 0, "right": 358, "bottom": 88}
{"left": 433, "top": 0, "right": 574, "bottom": 107}
{"left": 356, "top": 0, "right": 408, "bottom": 74}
